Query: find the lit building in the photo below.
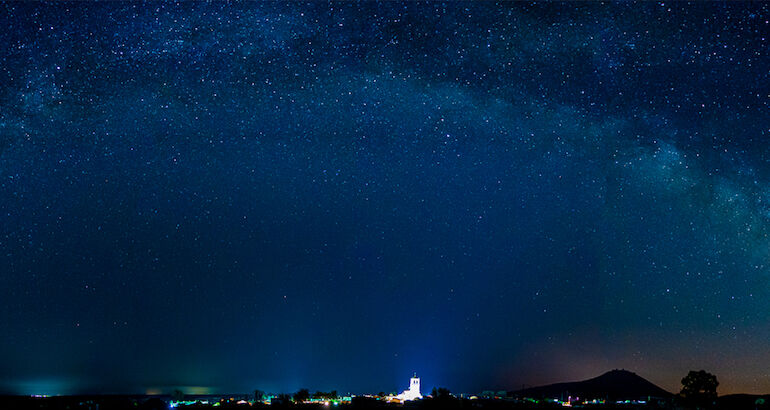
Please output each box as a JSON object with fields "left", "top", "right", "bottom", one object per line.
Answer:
{"left": 394, "top": 374, "right": 422, "bottom": 402}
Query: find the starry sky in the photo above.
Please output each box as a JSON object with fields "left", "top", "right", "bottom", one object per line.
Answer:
{"left": 1, "top": 1, "right": 769, "bottom": 397}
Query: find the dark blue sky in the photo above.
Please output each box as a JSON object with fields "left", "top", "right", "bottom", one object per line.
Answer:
{"left": 1, "top": 1, "right": 769, "bottom": 396}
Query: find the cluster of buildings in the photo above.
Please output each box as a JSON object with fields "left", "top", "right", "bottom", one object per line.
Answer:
{"left": 171, "top": 374, "right": 427, "bottom": 408}
{"left": 130, "top": 373, "right": 671, "bottom": 409}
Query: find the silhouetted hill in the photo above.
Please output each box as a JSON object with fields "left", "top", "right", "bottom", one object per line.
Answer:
{"left": 513, "top": 369, "right": 672, "bottom": 401}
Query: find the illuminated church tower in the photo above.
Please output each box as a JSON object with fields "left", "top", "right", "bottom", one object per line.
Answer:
{"left": 395, "top": 373, "right": 422, "bottom": 401}
{"left": 410, "top": 374, "right": 420, "bottom": 395}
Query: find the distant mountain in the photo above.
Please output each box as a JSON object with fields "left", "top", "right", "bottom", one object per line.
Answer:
{"left": 513, "top": 369, "right": 673, "bottom": 401}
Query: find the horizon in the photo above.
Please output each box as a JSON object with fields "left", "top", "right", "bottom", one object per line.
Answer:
{"left": 1, "top": 1, "right": 769, "bottom": 398}
{"left": 0, "top": 368, "right": 750, "bottom": 398}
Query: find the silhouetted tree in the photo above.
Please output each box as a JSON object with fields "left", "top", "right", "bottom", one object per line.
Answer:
{"left": 272, "top": 394, "right": 292, "bottom": 407}
{"left": 681, "top": 370, "right": 718, "bottom": 408}
{"left": 294, "top": 388, "right": 310, "bottom": 403}
{"left": 426, "top": 387, "right": 458, "bottom": 410}
{"left": 313, "top": 390, "right": 337, "bottom": 400}
{"left": 254, "top": 390, "right": 265, "bottom": 403}
{"left": 431, "top": 387, "right": 451, "bottom": 398}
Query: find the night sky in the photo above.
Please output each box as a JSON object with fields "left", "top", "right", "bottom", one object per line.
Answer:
{"left": 1, "top": 1, "right": 769, "bottom": 397}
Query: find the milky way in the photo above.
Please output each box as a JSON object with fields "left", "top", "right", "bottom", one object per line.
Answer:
{"left": 0, "top": 1, "right": 769, "bottom": 396}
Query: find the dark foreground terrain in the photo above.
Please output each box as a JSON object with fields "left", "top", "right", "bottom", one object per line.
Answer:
{"left": 2, "top": 395, "right": 770, "bottom": 410}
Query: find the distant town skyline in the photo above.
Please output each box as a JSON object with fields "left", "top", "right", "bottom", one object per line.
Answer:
{"left": 1, "top": 1, "right": 768, "bottom": 396}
